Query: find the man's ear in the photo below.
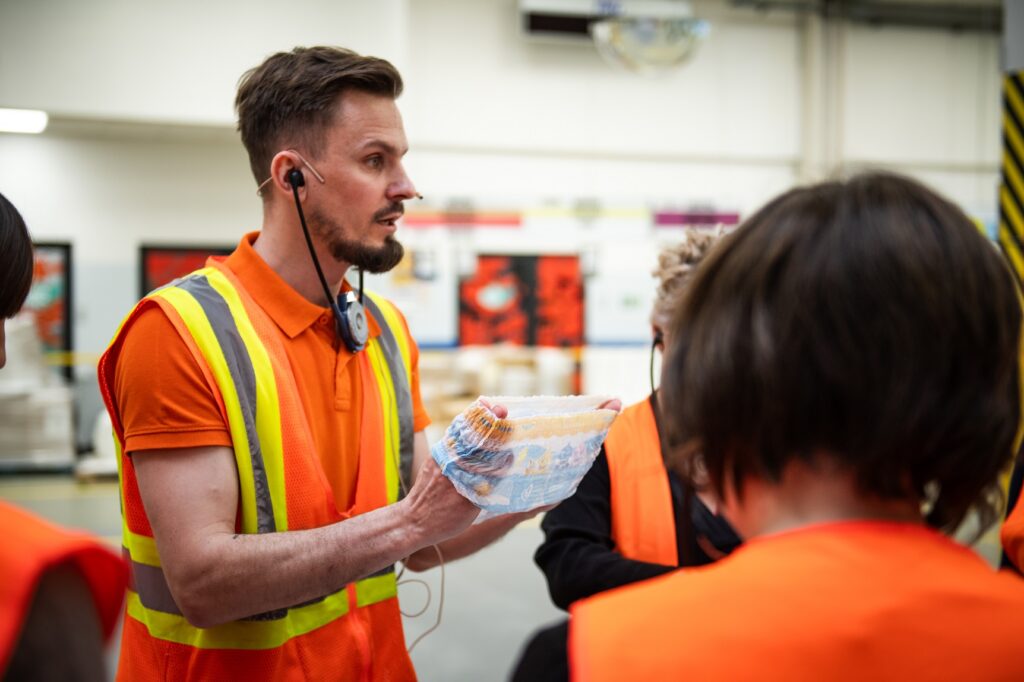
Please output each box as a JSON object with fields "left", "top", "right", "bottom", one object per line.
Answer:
{"left": 268, "top": 151, "right": 306, "bottom": 197}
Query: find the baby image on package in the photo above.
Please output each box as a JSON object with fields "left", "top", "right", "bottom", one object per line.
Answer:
{"left": 431, "top": 395, "right": 620, "bottom": 520}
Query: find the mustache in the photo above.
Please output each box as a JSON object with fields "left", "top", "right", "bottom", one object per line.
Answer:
{"left": 372, "top": 202, "right": 405, "bottom": 222}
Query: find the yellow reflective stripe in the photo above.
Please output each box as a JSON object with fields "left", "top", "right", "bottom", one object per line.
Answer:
{"left": 152, "top": 285, "right": 261, "bottom": 534}
{"left": 125, "top": 588, "right": 349, "bottom": 651}
{"left": 364, "top": 291, "right": 414, "bottom": 502}
{"left": 365, "top": 292, "right": 412, "bottom": 376}
{"left": 202, "top": 270, "right": 289, "bottom": 532}
{"left": 366, "top": 341, "right": 401, "bottom": 504}
{"left": 354, "top": 572, "right": 398, "bottom": 608}
{"left": 123, "top": 528, "right": 161, "bottom": 567}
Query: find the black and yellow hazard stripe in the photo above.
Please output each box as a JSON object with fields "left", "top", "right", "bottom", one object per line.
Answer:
{"left": 1001, "top": 70, "right": 1024, "bottom": 574}
{"left": 999, "top": 71, "right": 1024, "bottom": 282}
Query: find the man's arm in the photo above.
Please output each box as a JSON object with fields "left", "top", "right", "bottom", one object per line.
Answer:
{"left": 133, "top": 443, "right": 478, "bottom": 628}
{"left": 402, "top": 431, "right": 540, "bottom": 571}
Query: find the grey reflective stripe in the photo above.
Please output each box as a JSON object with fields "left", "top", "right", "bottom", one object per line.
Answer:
{"left": 366, "top": 563, "right": 396, "bottom": 579}
{"left": 362, "top": 295, "right": 414, "bottom": 492}
{"left": 124, "top": 549, "right": 341, "bottom": 622}
{"left": 177, "top": 275, "right": 276, "bottom": 534}
{"left": 125, "top": 548, "right": 182, "bottom": 615}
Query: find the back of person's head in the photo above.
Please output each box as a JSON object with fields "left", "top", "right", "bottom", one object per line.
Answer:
{"left": 661, "top": 171, "right": 1021, "bottom": 534}
{"left": 235, "top": 45, "right": 403, "bottom": 192}
{"left": 0, "top": 191, "right": 34, "bottom": 318}
{"left": 651, "top": 228, "right": 726, "bottom": 331}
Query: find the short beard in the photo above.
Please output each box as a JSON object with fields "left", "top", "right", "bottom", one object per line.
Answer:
{"left": 309, "top": 210, "right": 405, "bottom": 274}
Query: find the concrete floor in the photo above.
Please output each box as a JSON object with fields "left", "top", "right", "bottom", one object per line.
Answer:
{"left": 0, "top": 474, "right": 562, "bottom": 681}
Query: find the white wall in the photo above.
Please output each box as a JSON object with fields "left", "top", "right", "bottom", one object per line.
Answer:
{"left": 0, "top": 0, "right": 408, "bottom": 124}
{"left": 0, "top": 0, "right": 1005, "bottom": 435}
{"left": 841, "top": 22, "right": 1001, "bottom": 215}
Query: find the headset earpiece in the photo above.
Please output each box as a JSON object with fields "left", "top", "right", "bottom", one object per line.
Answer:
{"left": 285, "top": 160, "right": 367, "bottom": 354}
{"left": 650, "top": 330, "right": 664, "bottom": 395}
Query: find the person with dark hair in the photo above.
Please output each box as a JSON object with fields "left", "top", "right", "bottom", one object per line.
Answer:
{"left": 0, "top": 191, "right": 127, "bottom": 681}
{"left": 0, "top": 192, "right": 35, "bottom": 364}
{"left": 96, "top": 47, "right": 544, "bottom": 681}
{"left": 570, "top": 173, "right": 1024, "bottom": 680}
{"left": 511, "top": 231, "right": 741, "bottom": 681}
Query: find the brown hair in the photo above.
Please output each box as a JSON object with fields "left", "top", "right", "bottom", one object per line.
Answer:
{"left": 652, "top": 227, "right": 726, "bottom": 326}
{"left": 661, "top": 172, "right": 1021, "bottom": 535}
{"left": 235, "top": 46, "right": 403, "bottom": 189}
{"left": 0, "top": 191, "right": 34, "bottom": 318}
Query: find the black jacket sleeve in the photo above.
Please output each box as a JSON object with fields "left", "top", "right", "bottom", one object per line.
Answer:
{"left": 534, "top": 448, "right": 676, "bottom": 611}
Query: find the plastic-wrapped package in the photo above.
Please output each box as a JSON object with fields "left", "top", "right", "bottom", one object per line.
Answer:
{"left": 431, "top": 395, "right": 619, "bottom": 519}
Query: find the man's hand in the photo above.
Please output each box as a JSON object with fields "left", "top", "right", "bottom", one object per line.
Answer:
{"left": 401, "top": 456, "right": 480, "bottom": 548}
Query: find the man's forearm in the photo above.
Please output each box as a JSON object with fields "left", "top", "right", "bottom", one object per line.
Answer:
{"left": 168, "top": 499, "right": 428, "bottom": 627}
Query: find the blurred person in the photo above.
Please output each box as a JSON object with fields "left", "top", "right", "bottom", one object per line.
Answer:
{"left": 569, "top": 173, "right": 1024, "bottom": 681}
{"left": 97, "top": 46, "right": 565, "bottom": 681}
{"left": 0, "top": 190, "right": 127, "bottom": 681}
{"left": 511, "top": 231, "right": 741, "bottom": 681}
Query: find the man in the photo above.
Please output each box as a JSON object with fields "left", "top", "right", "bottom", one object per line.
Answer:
{"left": 569, "top": 173, "right": 1024, "bottom": 680}
{"left": 98, "top": 47, "right": 531, "bottom": 681}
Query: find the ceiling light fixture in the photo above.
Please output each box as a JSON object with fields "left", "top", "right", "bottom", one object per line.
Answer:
{"left": 0, "top": 108, "right": 49, "bottom": 134}
{"left": 591, "top": 14, "right": 710, "bottom": 75}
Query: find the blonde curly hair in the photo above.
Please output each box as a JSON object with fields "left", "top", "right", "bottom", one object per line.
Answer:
{"left": 652, "top": 227, "right": 727, "bottom": 326}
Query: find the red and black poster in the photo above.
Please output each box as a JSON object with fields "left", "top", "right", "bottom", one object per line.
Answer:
{"left": 139, "top": 244, "right": 233, "bottom": 298}
{"left": 459, "top": 255, "right": 583, "bottom": 347}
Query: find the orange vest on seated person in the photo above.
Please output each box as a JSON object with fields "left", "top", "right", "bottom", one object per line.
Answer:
{"left": 570, "top": 521, "right": 1024, "bottom": 682}
{"left": 97, "top": 260, "right": 417, "bottom": 681}
{"left": 603, "top": 397, "right": 677, "bottom": 566}
{"left": 0, "top": 500, "right": 127, "bottom": 674}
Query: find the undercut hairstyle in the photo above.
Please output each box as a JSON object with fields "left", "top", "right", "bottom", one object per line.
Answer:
{"left": 0, "top": 191, "right": 34, "bottom": 318}
{"left": 661, "top": 172, "right": 1022, "bottom": 535}
{"left": 652, "top": 227, "right": 726, "bottom": 325}
{"left": 235, "top": 46, "right": 403, "bottom": 191}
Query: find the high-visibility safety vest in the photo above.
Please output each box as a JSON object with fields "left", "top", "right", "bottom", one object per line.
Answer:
{"left": 603, "top": 397, "right": 677, "bottom": 566}
{"left": 97, "top": 259, "right": 417, "bottom": 680}
{"left": 1002, "top": 475, "right": 1024, "bottom": 571}
{"left": 0, "top": 500, "right": 127, "bottom": 673}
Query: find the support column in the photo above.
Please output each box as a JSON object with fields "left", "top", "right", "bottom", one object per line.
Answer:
{"left": 998, "top": 0, "right": 1024, "bottom": 281}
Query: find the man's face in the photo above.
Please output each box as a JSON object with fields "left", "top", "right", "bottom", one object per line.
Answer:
{"left": 305, "top": 90, "right": 416, "bottom": 273}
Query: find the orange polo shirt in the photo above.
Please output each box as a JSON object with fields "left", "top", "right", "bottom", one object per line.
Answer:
{"left": 114, "top": 231, "right": 430, "bottom": 516}
{"left": 571, "top": 521, "right": 1024, "bottom": 682}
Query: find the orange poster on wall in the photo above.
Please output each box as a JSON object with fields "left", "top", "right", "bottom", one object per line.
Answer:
{"left": 459, "top": 255, "right": 583, "bottom": 347}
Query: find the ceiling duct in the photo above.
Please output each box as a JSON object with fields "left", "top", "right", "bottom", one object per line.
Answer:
{"left": 730, "top": 0, "right": 1001, "bottom": 33}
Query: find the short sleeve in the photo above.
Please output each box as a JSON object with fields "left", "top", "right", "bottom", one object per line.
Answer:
{"left": 114, "top": 305, "right": 232, "bottom": 454}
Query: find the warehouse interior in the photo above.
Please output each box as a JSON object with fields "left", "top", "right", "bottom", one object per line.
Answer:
{"left": 0, "top": 0, "right": 1019, "bottom": 679}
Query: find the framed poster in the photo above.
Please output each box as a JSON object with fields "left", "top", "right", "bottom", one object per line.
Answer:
{"left": 24, "top": 242, "right": 73, "bottom": 379}
{"left": 139, "top": 244, "right": 233, "bottom": 298}
{"left": 459, "top": 255, "right": 583, "bottom": 347}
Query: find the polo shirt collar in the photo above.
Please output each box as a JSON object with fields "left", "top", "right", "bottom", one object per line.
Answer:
{"left": 224, "top": 231, "right": 382, "bottom": 341}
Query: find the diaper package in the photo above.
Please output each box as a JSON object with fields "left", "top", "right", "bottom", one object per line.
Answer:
{"left": 431, "top": 395, "right": 619, "bottom": 520}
